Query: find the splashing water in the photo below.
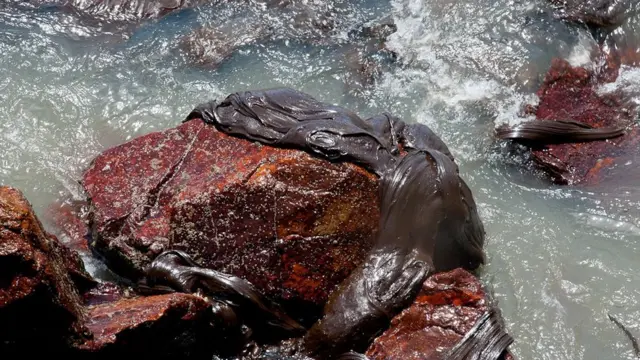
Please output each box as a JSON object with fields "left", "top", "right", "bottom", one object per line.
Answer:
{"left": 1, "top": 0, "right": 639, "bottom": 359}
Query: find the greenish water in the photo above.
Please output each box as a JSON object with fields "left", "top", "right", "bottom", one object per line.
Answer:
{"left": 1, "top": 1, "right": 639, "bottom": 358}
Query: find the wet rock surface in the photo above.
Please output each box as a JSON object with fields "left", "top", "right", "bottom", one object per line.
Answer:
{"left": 365, "top": 268, "right": 511, "bottom": 360}
{"left": 25, "top": 0, "right": 207, "bottom": 22}
{"left": 506, "top": 57, "right": 639, "bottom": 185}
{"left": 547, "top": 0, "right": 637, "bottom": 28}
{"left": 180, "top": 25, "right": 272, "bottom": 69}
{"left": 76, "top": 292, "right": 216, "bottom": 358}
{"left": 0, "top": 185, "right": 89, "bottom": 351}
{"left": 82, "top": 118, "right": 379, "bottom": 315}
{"left": 0, "top": 185, "right": 220, "bottom": 357}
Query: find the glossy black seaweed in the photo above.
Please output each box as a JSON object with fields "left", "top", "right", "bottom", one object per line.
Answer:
{"left": 142, "top": 87, "right": 511, "bottom": 359}
{"left": 496, "top": 119, "right": 625, "bottom": 144}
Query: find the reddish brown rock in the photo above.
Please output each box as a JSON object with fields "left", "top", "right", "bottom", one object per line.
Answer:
{"left": 45, "top": 199, "right": 91, "bottom": 254}
{"left": 82, "top": 118, "right": 379, "bottom": 313}
{"left": 0, "top": 185, "right": 89, "bottom": 351}
{"left": 76, "top": 292, "right": 216, "bottom": 358}
{"left": 524, "top": 58, "right": 639, "bottom": 185}
{"left": 365, "top": 268, "right": 511, "bottom": 360}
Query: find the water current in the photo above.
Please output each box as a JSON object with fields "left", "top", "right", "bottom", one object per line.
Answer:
{"left": 1, "top": 0, "right": 639, "bottom": 358}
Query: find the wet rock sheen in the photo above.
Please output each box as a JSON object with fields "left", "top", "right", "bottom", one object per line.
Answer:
{"left": 82, "top": 114, "right": 380, "bottom": 314}
{"left": 0, "top": 186, "right": 89, "bottom": 351}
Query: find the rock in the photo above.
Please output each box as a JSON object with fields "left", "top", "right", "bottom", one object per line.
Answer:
{"left": 27, "top": 0, "right": 206, "bottom": 22}
{"left": 180, "top": 25, "right": 272, "bottom": 69}
{"left": 82, "top": 118, "right": 379, "bottom": 316}
{"left": 365, "top": 268, "right": 512, "bottom": 360}
{"left": 0, "top": 185, "right": 89, "bottom": 351}
{"left": 519, "top": 58, "right": 639, "bottom": 185}
{"left": 547, "top": 0, "right": 635, "bottom": 28}
{"left": 76, "top": 292, "right": 216, "bottom": 358}
{"left": 45, "top": 199, "right": 91, "bottom": 254}
{"left": 343, "top": 17, "right": 398, "bottom": 93}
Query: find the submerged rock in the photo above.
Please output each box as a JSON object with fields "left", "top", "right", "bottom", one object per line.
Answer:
{"left": 547, "top": 0, "right": 636, "bottom": 28}
{"left": 0, "top": 185, "right": 89, "bottom": 351}
{"left": 365, "top": 268, "right": 512, "bottom": 360}
{"left": 26, "top": 0, "right": 206, "bottom": 22}
{"left": 179, "top": 25, "right": 273, "bottom": 69}
{"left": 82, "top": 118, "right": 379, "bottom": 315}
{"left": 497, "top": 57, "right": 639, "bottom": 185}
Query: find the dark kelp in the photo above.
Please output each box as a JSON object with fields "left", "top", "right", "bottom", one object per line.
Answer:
{"left": 145, "top": 88, "right": 509, "bottom": 358}
{"left": 608, "top": 313, "right": 640, "bottom": 358}
{"left": 145, "top": 250, "right": 305, "bottom": 336}
{"left": 496, "top": 119, "right": 626, "bottom": 144}
{"left": 446, "top": 309, "right": 514, "bottom": 360}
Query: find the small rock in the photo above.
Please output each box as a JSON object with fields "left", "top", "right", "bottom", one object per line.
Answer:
{"left": 76, "top": 292, "right": 216, "bottom": 358}
{"left": 180, "top": 25, "right": 271, "bottom": 69}
{"left": 365, "top": 268, "right": 512, "bottom": 360}
{"left": 516, "top": 58, "right": 639, "bottom": 185}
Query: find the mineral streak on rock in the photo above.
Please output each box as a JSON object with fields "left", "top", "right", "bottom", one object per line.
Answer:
{"left": 0, "top": 185, "right": 90, "bottom": 351}
{"left": 365, "top": 268, "right": 512, "bottom": 360}
{"left": 82, "top": 116, "right": 380, "bottom": 315}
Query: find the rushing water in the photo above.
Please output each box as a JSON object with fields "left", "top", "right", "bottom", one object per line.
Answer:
{"left": 1, "top": 0, "right": 639, "bottom": 359}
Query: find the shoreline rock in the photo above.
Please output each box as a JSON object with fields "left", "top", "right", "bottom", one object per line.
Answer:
{"left": 1, "top": 186, "right": 221, "bottom": 358}
{"left": 82, "top": 118, "right": 380, "bottom": 319}
{"left": 365, "top": 268, "right": 513, "bottom": 360}
{"left": 0, "top": 185, "right": 90, "bottom": 351}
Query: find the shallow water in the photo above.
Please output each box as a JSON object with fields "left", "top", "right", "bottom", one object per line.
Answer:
{"left": 1, "top": 0, "right": 639, "bottom": 359}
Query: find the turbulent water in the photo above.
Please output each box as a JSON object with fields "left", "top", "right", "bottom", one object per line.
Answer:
{"left": 1, "top": 0, "right": 639, "bottom": 359}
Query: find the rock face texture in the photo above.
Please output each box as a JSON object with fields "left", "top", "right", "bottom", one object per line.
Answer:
{"left": 77, "top": 292, "right": 216, "bottom": 358}
{"left": 514, "top": 57, "right": 639, "bottom": 185}
{"left": 82, "top": 118, "right": 380, "bottom": 314}
{"left": 0, "top": 186, "right": 219, "bottom": 358}
{"left": 365, "top": 268, "right": 511, "bottom": 360}
{"left": 0, "top": 186, "right": 89, "bottom": 351}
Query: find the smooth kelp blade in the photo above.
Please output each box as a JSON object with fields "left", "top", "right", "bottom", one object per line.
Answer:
{"left": 496, "top": 119, "right": 625, "bottom": 144}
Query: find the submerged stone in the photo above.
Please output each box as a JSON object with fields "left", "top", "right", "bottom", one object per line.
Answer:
{"left": 26, "top": 0, "right": 206, "bottom": 22}
{"left": 82, "top": 118, "right": 379, "bottom": 315}
{"left": 547, "top": 0, "right": 636, "bottom": 28}
{"left": 498, "top": 57, "right": 639, "bottom": 185}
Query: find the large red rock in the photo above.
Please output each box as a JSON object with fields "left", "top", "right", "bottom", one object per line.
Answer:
{"left": 523, "top": 58, "right": 639, "bottom": 185}
{"left": 0, "top": 186, "right": 89, "bottom": 351}
{"left": 76, "top": 292, "right": 216, "bottom": 358}
{"left": 365, "top": 268, "right": 512, "bottom": 360}
{"left": 82, "top": 118, "right": 379, "bottom": 314}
